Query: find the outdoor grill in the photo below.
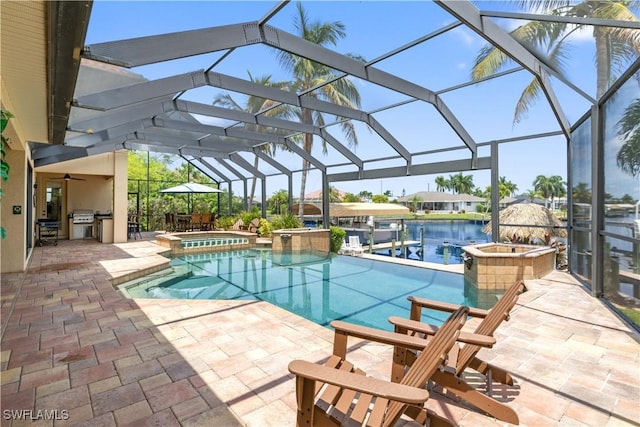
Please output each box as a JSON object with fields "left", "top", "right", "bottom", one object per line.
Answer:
{"left": 71, "top": 210, "right": 95, "bottom": 239}
{"left": 72, "top": 210, "right": 95, "bottom": 224}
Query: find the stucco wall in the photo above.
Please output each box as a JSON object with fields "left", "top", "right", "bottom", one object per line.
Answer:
{"left": 1, "top": 147, "right": 28, "bottom": 273}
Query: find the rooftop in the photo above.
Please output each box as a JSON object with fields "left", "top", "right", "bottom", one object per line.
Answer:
{"left": 1, "top": 236, "right": 638, "bottom": 426}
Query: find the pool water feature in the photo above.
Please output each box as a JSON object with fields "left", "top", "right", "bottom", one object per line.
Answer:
{"left": 181, "top": 237, "right": 249, "bottom": 249}
{"left": 119, "top": 249, "right": 502, "bottom": 330}
{"left": 155, "top": 231, "right": 256, "bottom": 255}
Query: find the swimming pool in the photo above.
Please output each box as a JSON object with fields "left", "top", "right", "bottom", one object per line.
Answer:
{"left": 120, "top": 249, "right": 501, "bottom": 330}
{"left": 364, "top": 220, "right": 490, "bottom": 264}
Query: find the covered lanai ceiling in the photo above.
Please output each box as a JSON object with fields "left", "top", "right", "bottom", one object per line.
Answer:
{"left": 31, "top": 0, "right": 639, "bottom": 191}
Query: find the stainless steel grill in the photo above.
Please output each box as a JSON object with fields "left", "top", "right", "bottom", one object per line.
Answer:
{"left": 71, "top": 210, "right": 95, "bottom": 240}
{"left": 72, "top": 210, "right": 94, "bottom": 224}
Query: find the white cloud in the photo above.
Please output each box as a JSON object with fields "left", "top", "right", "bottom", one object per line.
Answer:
{"left": 449, "top": 26, "right": 482, "bottom": 48}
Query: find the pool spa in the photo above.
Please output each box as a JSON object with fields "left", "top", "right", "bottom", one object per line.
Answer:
{"left": 119, "top": 249, "right": 503, "bottom": 330}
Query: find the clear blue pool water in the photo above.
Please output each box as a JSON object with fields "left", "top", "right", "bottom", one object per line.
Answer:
{"left": 367, "top": 220, "right": 490, "bottom": 264}
{"left": 122, "top": 249, "right": 501, "bottom": 330}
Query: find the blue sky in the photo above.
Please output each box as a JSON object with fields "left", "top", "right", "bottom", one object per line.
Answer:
{"left": 84, "top": 1, "right": 629, "bottom": 199}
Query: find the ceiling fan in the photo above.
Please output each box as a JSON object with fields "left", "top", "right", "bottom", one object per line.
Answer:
{"left": 55, "top": 173, "right": 86, "bottom": 181}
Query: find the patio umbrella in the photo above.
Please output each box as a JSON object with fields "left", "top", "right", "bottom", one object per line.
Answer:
{"left": 159, "top": 182, "right": 223, "bottom": 194}
{"left": 159, "top": 182, "right": 222, "bottom": 213}
{"left": 483, "top": 203, "right": 567, "bottom": 244}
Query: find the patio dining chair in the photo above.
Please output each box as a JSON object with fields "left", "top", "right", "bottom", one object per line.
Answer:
{"left": 128, "top": 213, "right": 142, "bottom": 240}
{"left": 164, "top": 213, "right": 176, "bottom": 232}
{"left": 191, "top": 213, "right": 202, "bottom": 231}
{"left": 288, "top": 306, "right": 470, "bottom": 427}
{"left": 200, "top": 213, "right": 212, "bottom": 231}
{"left": 388, "top": 280, "right": 526, "bottom": 424}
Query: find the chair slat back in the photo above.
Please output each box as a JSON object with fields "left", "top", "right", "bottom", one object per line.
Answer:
{"left": 382, "top": 306, "right": 469, "bottom": 426}
{"left": 456, "top": 281, "right": 524, "bottom": 374}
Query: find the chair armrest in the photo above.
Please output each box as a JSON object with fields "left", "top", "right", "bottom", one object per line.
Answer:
{"left": 330, "top": 320, "right": 430, "bottom": 352}
{"left": 408, "top": 296, "right": 489, "bottom": 318}
{"left": 288, "top": 360, "right": 430, "bottom": 405}
{"left": 388, "top": 317, "right": 496, "bottom": 348}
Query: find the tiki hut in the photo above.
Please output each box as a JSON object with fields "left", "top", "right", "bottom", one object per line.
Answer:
{"left": 483, "top": 203, "right": 567, "bottom": 244}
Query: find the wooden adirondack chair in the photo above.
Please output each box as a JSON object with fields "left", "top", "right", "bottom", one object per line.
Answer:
{"left": 388, "top": 280, "right": 526, "bottom": 425}
{"left": 231, "top": 218, "right": 244, "bottom": 230}
{"left": 288, "top": 306, "right": 470, "bottom": 427}
{"left": 247, "top": 218, "right": 260, "bottom": 233}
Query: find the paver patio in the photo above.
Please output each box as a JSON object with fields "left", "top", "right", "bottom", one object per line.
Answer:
{"left": 1, "top": 236, "right": 638, "bottom": 426}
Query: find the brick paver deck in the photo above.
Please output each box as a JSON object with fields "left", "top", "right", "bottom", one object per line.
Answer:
{"left": 1, "top": 235, "right": 638, "bottom": 426}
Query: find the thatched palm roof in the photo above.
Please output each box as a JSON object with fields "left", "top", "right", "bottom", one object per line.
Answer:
{"left": 483, "top": 203, "right": 567, "bottom": 244}
{"left": 292, "top": 202, "right": 409, "bottom": 217}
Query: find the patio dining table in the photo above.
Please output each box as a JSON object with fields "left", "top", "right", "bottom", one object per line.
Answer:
{"left": 175, "top": 214, "right": 192, "bottom": 232}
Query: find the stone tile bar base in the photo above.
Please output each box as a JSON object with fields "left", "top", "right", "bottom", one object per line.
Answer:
{"left": 271, "top": 228, "right": 330, "bottom": 254}
{"left": 462, "top": 243, "right": 556, "bottom": 289}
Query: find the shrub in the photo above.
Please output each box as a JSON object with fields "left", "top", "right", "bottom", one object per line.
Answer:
{"left": 258, "top": 218, "right": 272, "bottom": 237}
{"left": 218, "top": 216, "right": 235, "bottom": 230}
{"left": 330, "top": 226, "right": 346, "bottom": 253}
{"left": 239, "top": 208, "right": 260, "bottom": 226}
{"left": 270, "top": 213, "right": 301, "bottom": 230}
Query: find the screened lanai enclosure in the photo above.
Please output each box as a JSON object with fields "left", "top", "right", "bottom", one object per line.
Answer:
{"left": 24, "top": 1, "right": 640, "bottom": 326}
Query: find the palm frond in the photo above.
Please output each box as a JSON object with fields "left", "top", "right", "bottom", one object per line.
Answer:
{"left": 513, "top": 0, "right": 571, "bottom": 13}
{"left": 212, "top": 93, "right": 244, "bottom": 110}
{"left": 609, "top": 40, "right": 639, "bottom": 77}
{"left": 616, "top": 132, "right": 640, "bottom": 177}
{"left": 308, "top": 21, "right": 346, "bottom": 46}
{"left": 339, "top": 120, "right": 358, "bottom": 149}
{"left": 471, "top": 44, "right": 511, "bottom": 80}
{"left": 545, "top": 34, "right": 571, "bottom": 74}
{"left": 513, "top": 78, "right": 542, "bottom": 124}
{"left": 617, "top": 98, "right": 640, "bottom": 137}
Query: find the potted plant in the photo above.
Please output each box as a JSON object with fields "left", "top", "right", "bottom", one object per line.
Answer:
{"left": 0, "top": 109, "right": 14, "bottom": 239}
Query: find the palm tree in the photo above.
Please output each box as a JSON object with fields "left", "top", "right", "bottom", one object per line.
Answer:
{"left": 572, "top": 182, "right": 591, "bottom": 203}
{"left": 358, "top": 190, "right": 372, "bottom": 202}
{"left": 212, "top": 72, "right": 291, "bottom": 207}
{"left": 449, "top": 172, "right": 475, "bottom": 194}
{"left": 472, "top": 1, "right": 640, "bottom": 123}
{"left": 277, "top": 3, "right": 362, "bottom": 217}
{"left": 533, "top": 175, "right": 554, "bottom": 207}
{"left": 410, "top": 194, "right": 423, "bottom": 213}
{"left": 549, "top": 175, "right": 567, "bottom": 208}
{"left": 435, "top": 175, "right": 450, "bottom": 192}
{"left": 525, "top": 188, "right": 541, "bottom": 202}
{"left": 499, "top": 176, "right": 519, "bottom": 197}
{"left": 616, "top": 97, "right": 640, "bottom": 177}
{"left": 268, "top": 189, "right": 289, "bottom": 215}
{"left": 533, "top": 174, "right": 566, "bottom": 208}
{"left": 322, "top": 186, "right": 343, "bottom": 202}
